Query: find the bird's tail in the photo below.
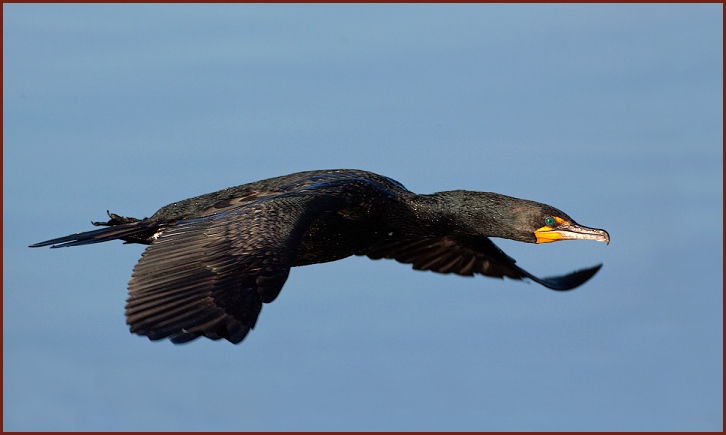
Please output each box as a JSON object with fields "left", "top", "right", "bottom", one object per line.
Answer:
{"left": 29, "top": 211, "right": 163, "bottom": 249}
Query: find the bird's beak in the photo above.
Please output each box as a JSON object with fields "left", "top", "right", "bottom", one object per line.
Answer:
{"left": 535, "top": 219, "right": 610, "bottom": 245}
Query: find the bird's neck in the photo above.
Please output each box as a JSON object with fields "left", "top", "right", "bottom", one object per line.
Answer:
{"left": 411, "top": 191, "right": 527, "bottom": 241}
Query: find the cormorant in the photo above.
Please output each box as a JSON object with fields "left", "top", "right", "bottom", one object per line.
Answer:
{"left": 30, "top": 169, "right": 610, "bottom": 345}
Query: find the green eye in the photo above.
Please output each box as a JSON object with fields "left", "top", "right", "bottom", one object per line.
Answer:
{"left": 545, "top": 217, "right": 555, "bottom": 226}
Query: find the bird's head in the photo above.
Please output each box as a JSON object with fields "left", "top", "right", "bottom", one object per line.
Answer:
{"left": 436, "top": 191, "right": 610, "bottom": 245}
{"left": 496, "top": 194, "right": 610, "bottom": 245}
{"left": 512, "top": 201, "right": 610, "bottom": 245}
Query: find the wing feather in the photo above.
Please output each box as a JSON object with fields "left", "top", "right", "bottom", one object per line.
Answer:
{"left": 362, "top": 235, "right": 598, "bottom": 290}
{"left": 126, "top": 177, "right": 393, "bottom": 344}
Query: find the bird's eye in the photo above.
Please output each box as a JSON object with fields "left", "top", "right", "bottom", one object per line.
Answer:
{"left": 545, "top": 217, "right": 555, "bottom": 226}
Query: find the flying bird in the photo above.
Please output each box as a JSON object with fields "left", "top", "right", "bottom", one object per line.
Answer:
{"left": 30, "top": 169, "right": 610, "bottom": 344}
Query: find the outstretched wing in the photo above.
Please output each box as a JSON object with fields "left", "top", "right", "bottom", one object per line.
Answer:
{"left": 362, "top": 235, "right": 601, "bottom": 291}
{"left": 127, "top": 197, "right": 321, "bottom": 344}
{"left": 126, "top": 177, "right": 397, "bottom": 344}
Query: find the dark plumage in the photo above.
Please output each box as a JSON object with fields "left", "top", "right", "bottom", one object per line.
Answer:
{"left": 30, "top": 169, "right": 610, "bottom": 344}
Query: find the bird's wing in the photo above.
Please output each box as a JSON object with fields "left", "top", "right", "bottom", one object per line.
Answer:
{"left": 362, "top": 235, "right": 601, "bottom": 291}
{"left": 363, "top": 236, "right": 521, "bottom": 278}
{"left": 126, "top": 178, "right": 394, "bottom": 344}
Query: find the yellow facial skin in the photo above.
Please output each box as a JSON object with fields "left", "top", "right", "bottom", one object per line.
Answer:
{"left": 535, "top": 216, "right": 610, "bottom": 244}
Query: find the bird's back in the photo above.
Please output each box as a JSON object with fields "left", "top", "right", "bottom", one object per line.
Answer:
{"left": 149, "top": 169, "right": 410, "bottom": 222}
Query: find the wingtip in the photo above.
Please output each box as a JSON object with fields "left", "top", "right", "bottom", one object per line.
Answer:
{"left": 547, "top": 263, "right": 603, "bottom": 291}
{"left": 522, "top": 263, "right": 604, "bottom": 291}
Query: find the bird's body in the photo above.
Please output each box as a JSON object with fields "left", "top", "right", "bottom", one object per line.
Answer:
{"left": 31, "top": 169, "right": 609, "bottom": 344}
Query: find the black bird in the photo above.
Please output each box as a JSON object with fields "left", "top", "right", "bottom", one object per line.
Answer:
{"left": 30, "top": 169, "right": 609, "bottom": 344}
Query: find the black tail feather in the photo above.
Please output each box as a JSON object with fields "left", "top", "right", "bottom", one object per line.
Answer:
{"left": 30, "top": 219, "right": 162, "bottom": 249}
